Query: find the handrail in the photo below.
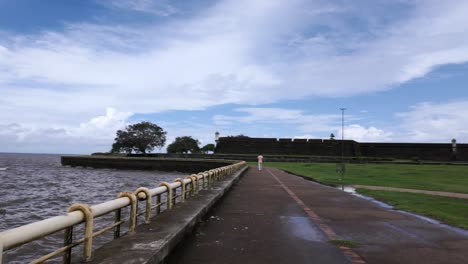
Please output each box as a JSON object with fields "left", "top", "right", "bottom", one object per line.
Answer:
{"left": 0, "top": 161, "right": 246, "bottom": 263}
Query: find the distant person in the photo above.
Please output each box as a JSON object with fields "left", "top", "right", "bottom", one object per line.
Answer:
{"left": 257, "top": 154, "right": 264, "bottom": 171}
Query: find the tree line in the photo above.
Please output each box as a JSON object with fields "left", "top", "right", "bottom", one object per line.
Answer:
{"left": 111, "top": 121, "right": 215, "bottom": 154}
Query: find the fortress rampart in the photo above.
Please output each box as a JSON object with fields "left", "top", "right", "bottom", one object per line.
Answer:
{"left": 214, "top": 137, "right": 468, "bottom": 161}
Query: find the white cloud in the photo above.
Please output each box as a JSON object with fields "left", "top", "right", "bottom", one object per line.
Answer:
{"left": 1, "top": 0, "right": 468, "bottom": 152}
{"left": 2, "top": 0, "right": 468, "bottom": 121}
{"left": 338, "top": 124, "right": 393, "bottom": 142}
{"left": 214, "top": 107, "right": 349, "bottom": 137}
{"left": 214, "top": 108, "right": 306, "bottom": 124}
{"left": 214, "top": 101, "right": 468, "bottom": 143}
{"left": 294, "top": 134, "right": 317, "bottom": 139}
{"left": 214, "top": 107, "right": 396, "bottom": 142}
{"left": 0, "top": 108, "right": 132, "bottom": 153}
{"left": 71, "top": 108, "right": 133, "bottom": 140}
{"left": 396, "top": 100, "right": 468, "bottom": 142}
{"left": 100, "top": 0, "right": 177, "bottom": 16}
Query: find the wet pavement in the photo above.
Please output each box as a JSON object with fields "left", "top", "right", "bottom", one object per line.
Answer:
{"left": 166, "top": 167, "right": 351, "bottom": 264}
{"left": 166, "top": 166, "right": 468, "bottom": 264}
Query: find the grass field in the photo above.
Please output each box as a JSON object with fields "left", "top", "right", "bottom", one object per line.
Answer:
{"left": 258, "top": 162, "right": 468, "bottom": 194}
{"left": 356, "top": 189, "right": 468, "bottom": 229}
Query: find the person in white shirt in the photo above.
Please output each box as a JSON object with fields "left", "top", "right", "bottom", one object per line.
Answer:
{"left": 257, "top": 155, "right": 264, "bottom": 171}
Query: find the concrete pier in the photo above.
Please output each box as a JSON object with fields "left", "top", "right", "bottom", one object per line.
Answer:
{"left": 87, "top": 166, "right": 248, "bottom": 263}
{"left": 61, "top": 156, "right": 235, "bottom": 173}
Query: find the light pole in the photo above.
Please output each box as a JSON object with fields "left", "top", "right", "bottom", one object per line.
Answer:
{"left": 340, "top": 108, "right": 346, "bottom": 185}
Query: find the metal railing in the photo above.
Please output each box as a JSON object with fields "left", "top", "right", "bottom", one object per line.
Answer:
{"left": 0, "top": 161, "right": 246, "bottom": 263}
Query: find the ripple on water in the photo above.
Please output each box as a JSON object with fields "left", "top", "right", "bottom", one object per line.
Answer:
{"left": 0, "top": 153, "right": 186, "bottom": 263}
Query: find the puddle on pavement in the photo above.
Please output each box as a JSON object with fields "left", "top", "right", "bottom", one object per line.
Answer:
{"left": 336, "top": 185, "right": 468, "bottom": 237}
{"left": 279, "top": 216, "right": 327, "bottom": 242}
{"left": 338, "top": 186, "right": 393, "bottom": 209}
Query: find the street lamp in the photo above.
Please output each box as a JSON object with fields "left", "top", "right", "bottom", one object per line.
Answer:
{"left": 339, "top": 108, "right": 346, "bottom": 186}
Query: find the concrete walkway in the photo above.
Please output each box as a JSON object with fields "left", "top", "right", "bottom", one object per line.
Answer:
{"left": 353, "top": 185, "right": 468, "bottom": 199}
{"left": 166, "top": 167, "right": 352, "bottom": 264}
{"left": 166, "top": 167, "right": 468, "bottom": 264}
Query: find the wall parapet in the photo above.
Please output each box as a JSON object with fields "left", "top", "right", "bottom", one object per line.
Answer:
{"left": 214, "top": 137, "right": 468, "bottom": 161}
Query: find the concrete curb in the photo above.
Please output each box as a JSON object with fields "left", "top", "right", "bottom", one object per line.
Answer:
{"left": 87, "top": 166, "right": 249, "bottom": 264}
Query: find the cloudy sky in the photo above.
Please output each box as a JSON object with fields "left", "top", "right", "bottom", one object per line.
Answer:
{"left": 1, "top": 0, "right": 468, "bottom": 154}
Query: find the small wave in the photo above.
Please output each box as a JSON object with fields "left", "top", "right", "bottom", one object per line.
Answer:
{"left": 0, "top": 153, "right": 185, "bottom": 262}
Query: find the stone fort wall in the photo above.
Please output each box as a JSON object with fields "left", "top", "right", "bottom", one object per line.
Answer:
{"left": 214, "top": 137, "right": 468, "bottom": 161}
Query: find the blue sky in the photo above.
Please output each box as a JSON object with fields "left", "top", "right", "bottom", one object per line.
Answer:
{"left": 1, "top": 0, "right": 468, "bottom": 154}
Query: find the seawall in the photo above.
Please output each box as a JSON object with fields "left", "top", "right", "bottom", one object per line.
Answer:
{"left": 61, "top": 155, "right": 236, "bottom": 173}
{"left": 89, "top": 166, "right": 248, "bottom": 264}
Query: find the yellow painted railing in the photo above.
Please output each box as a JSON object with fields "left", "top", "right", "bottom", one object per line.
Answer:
{"left": 0, "top": 161, "right": 246, "bottom": 263}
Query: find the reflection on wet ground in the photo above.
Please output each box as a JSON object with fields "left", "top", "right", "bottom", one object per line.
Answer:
{"left": 279, "top": 215, "right": 327, "bottom": 242}
{"left": 337, "top": 185, "right": 468, "bottom": 236}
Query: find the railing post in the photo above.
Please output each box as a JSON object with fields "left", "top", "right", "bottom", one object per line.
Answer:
{"left": 191, "top": 176, "right": 197, "bottom": 195}
{"left": 212, "top": 170, "right": 217, "bottom": 182}
{"left": 212, "top": 170, "right": 216, "bottom": 182}
{"left": 192, "top": 175, "right": 198, "bottom": 194}
{"left": 159, "top": 182, "right": 173, "bottom": 209}
{"left": 156, "top": 194, "right": 161, "bottom": 214}
{"left": 67, "top": 204, "right": 93, "bottom": 262}
{"left": 206, "top": 172, "right": 212, "bottom": 187}
{"left": 195, "top": 174, "right": 200, "bottom": 192}
{"left": 189, "top": 174, "right": 198, "bottom": 194}
{"left": 208, "top": 170, "right": 214, "bottom": 183}
{"left": 135, "top": 187, "right": 152, "bottom": 224}
{"left": 175, "top": 179, "right": 185, "bottom": 203}
{"left": 117, "top": 192, "right": 137, "bottom": 233}
{"left": 0, "top": 242, "right": 3, "bottom": 264}
{"left": 63, "top": 226, "right": 73, "bottom": 264}
{"left": 199, "top": 173, "right": 206, "bottom": 188}
{"left": 185, "top": 176, "right": 195, "bottom": 196}
{"left": 114, "top": 208, "right": 121, "bottom": 239}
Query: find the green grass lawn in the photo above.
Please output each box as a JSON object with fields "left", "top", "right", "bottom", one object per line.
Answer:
{"left": 356, "top": 189, "right": 468, "bottom": 229}
{"left": 255, "top": 162, "right": 468, "bottom": 194}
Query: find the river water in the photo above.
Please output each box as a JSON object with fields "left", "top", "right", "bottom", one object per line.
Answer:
{"left": 0, "top": 153, "right": 185, "bottom": 263}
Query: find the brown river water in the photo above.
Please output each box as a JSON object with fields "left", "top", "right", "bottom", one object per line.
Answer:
{"left": 0, "top": 153, "right": 185, "bottom": 263}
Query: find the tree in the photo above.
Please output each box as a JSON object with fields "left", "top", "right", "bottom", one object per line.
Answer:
{"left": 330, "top": 133, "right": 335, "bottom": 140}
{"left": 201, "top": 143, "right": 215, "bottom": 154}
{"left": 167, "top": 136, "right": 200, "bottom": 153}
{"left": 227, "top": 134, "right": 249, "bottom": 138}
{"left": 111, "top": 122, "right": 166, "bottom": 154}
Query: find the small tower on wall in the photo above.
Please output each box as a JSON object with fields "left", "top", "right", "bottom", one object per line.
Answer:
{"left": 215, "top": 131, "right": 220, "bottom": 146}
{"left": 451, "top": 138, "right": 457, "bottom": 160}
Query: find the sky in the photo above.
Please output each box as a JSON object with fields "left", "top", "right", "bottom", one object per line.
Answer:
{"left": 1, "top": 0, "right": 468, "bottom": 154}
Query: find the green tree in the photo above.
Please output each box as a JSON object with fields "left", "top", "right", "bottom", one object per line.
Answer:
{"left": 227, "top": 134, "right": 249, "bottom": 138}
{"left": 201, "top": 143, "right": 215, "bottom": 153}
{"left": 111, "top": 122, "right": 166, "bottom": 154}
{"left": 167, "top": 136, "right": 200, "bottom": 153}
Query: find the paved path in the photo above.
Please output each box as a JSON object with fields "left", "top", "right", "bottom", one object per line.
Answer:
{"left": 353, "top": 185, "right": 468, "bottom": 199}
{"left": 167, "top": 167, "right": 468, "bottom": 264}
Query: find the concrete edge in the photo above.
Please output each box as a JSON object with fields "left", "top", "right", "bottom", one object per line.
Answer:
{"left": 88, "top": 165, "right": 249, "bottom": 264}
